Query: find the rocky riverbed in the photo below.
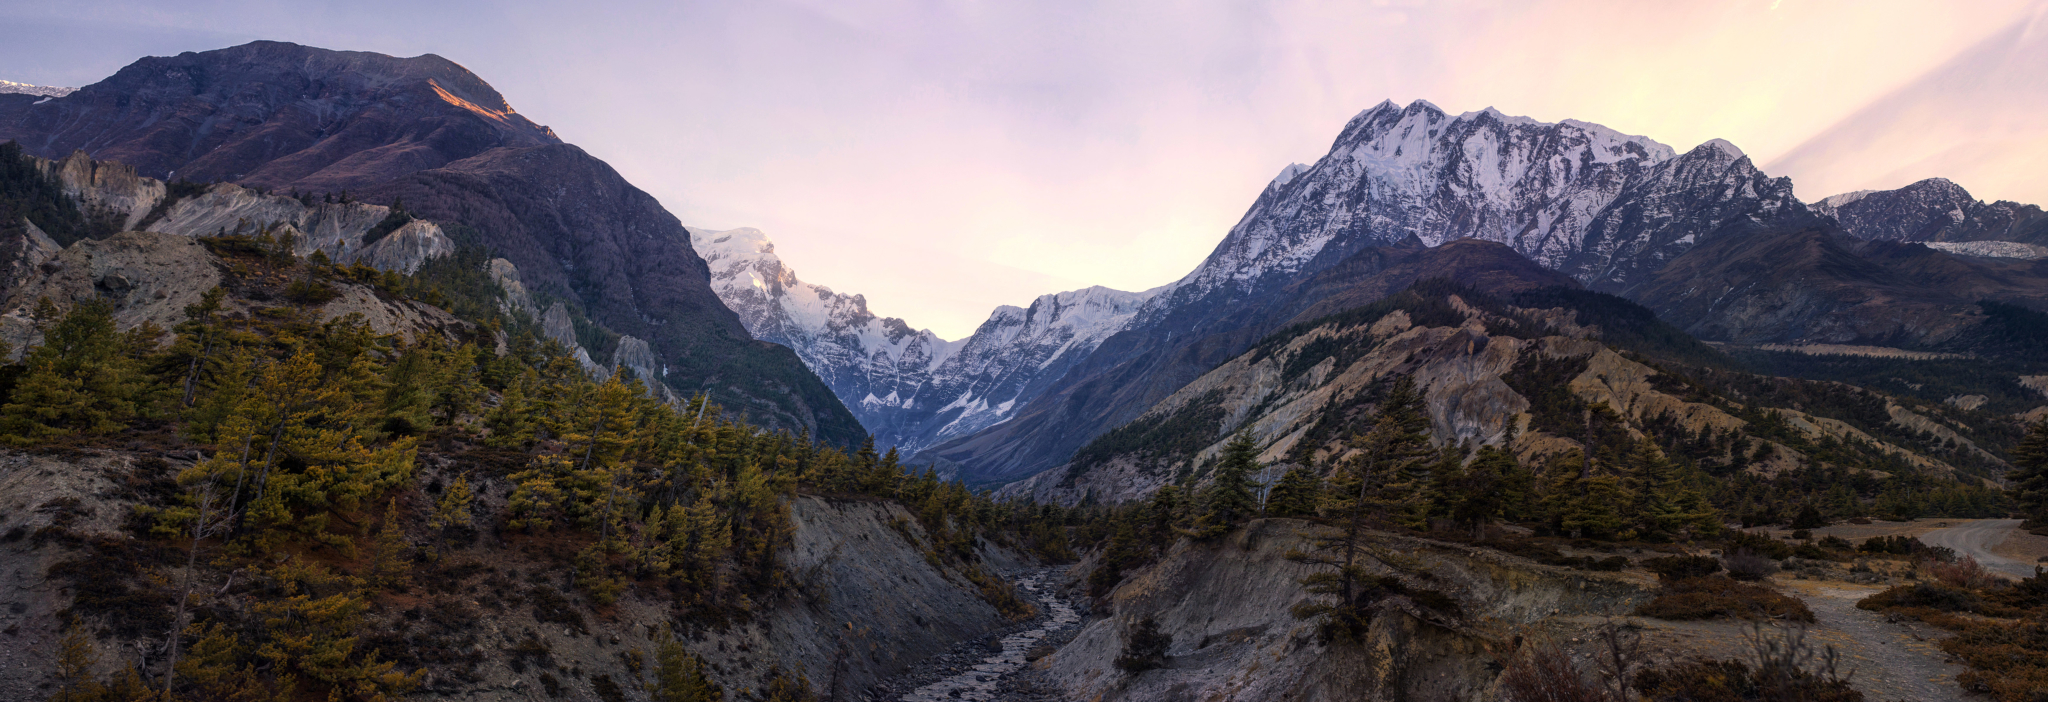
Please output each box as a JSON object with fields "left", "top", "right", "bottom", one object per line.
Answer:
{"left": 863, "top": 568, "right": 1086, "bottom": 701}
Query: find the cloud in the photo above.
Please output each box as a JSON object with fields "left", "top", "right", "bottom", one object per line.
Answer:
{"left": 1766, "top": 6, "right": 2048, "bottom": 204}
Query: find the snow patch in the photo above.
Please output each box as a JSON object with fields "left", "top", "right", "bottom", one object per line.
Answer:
{"left": 1925, "top": 240, "right": 2048, "bottom": 260}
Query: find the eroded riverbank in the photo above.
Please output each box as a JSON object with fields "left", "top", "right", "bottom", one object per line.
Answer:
{"left": 864, "top": 568, "right": 1086, "bottom": 701}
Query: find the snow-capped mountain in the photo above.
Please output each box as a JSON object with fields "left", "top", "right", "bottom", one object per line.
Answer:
{"left": 921, "top": 99, "right": 1820, "bottom": 485}
{"left": 691, "top": 226, "right": 1155, "bottom": 456}
{"left": 1142, "top": 100, "right": 1807, "bottom": 317}
{"left": 1816, "top": 177, "right": 2048, "bottom": 247}
{"left": 0, "top": 80, "right": 75, "bottom": 99}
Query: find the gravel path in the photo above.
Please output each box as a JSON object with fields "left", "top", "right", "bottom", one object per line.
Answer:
{"left": 1919, "top": 518, "right": 2035, "bottom": 579}
{"left": 863, "top": 568, "right": 1085, "bottom": 702}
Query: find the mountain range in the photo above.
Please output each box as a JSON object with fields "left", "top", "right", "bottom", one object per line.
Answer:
{"left": 6, "top": 38, "right": 2048, "bottom": 702}
{"left": 5, "top": 42, "right": 2045, "bottom": 492}
{"left": 692, "top": 225, "right": 1155, "bottom": 457}
{"left": 697, "top": 99, "right": 2048, "bottom": 487}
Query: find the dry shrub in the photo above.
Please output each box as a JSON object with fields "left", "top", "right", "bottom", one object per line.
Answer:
{"left": 1636, "top": 577, "right": 1814, "bottom": 623}
{"left": 1858, "top": 582, "right": 1981, "bottom": 615}
{"left": 1942, "top": 620, "right": 2048, "bottom": 701}
{"left": 1642, "top": 555, "right": 1720, "bottom": 582}
{"left": 1633, "top": 624, "right": 1861, "bottom": 702}
{"left": 1859, "top": 572, "right": 2048, "bottom": 701}
{"left": 1500, "top": 640, "right": 1613, "bottom": 702}
{"left": 1722, "top": 549, "right": 1779, "bottom": 581}
{"left": 1929, "top": 555, "right": 2001, "bottom": 590}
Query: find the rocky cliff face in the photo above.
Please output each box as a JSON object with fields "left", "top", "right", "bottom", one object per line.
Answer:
{"left": 0, "top": 41, "right": 559, "bottom": 192}
{"left": 1037, "top": 519, "right": 1651, "bottom": 701}
{"left": 0, "top": 230, "right": 466, "bottom": 357}
{"left": 694, "top": 226, "right": 1154, "bottom": 455}
{"left": 25, "top": 150, "right": 456, "bottom": 272}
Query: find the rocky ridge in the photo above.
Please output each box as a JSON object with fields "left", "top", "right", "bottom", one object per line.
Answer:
{"left": 0, "top": 41, "right": 559, "bottom": 192}
{"left": 1817, "top": 177, "right": 2048, "bottom": 247}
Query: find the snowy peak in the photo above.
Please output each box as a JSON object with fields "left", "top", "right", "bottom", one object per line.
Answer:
{"left": 689, "top": 225, "right": 1158, "bottom": 456}
{"left": 1160, "top": 98, "right": 1706, "bottom": 314}
{"left": 1269, "top": 163, "right": 1310, "bottom": 190}
{"left": 1696, "top": 138, "right": 1745, "bottom": 159}
{"left": 0, "top": 80, "right": 76, "bottom": 99}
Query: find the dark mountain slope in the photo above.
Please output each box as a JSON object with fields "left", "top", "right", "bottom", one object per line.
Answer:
{"left": 1817, "top": 178, "right": 2048, "bottom": 246}
{"left": 920, "top": 238, "right": 1579, "bottom": 486}
{"left": 355, "top": 145, "right": 861, "bottom": 439}
{"left": 0, "top": 41, "right": 862, "bottom": 443}
{"left": 1285, "top": 237, "right": 1580, "bottom": 326}
{"left": 1628, "top": 226, "right": 2048, "bottom": 349}
{"left": 0, "top": 41, "right": 560, "bottom": 192}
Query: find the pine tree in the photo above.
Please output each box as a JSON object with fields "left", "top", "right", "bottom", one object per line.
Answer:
{"left": 1113, "top": 616, "right": 1172, "bottom": 672}
{"left": 1439, "top": 445, "right": 1522, "bottom": 534}
{"left": 2011, "top": 420, "right": 2048, "bottom": 526}
{"left": 483, "top": 369, "right": 539, "bottom": 447}
{"left": 0, "top": 298, "right": 146, "bottom": 444}
{"left": 1355, "top": 378, "right": 1436, "bottom": 524}
{"left": 1186, "top": 430, "right": 1260, "bottom": 538}
{"left": 367, "top": 498, "right": 412, "bottom": 589}
{"left": 171, "top": 286, "right": 229, "bottom": 408}
{"left": 1625, "top": 439, "right": 1692, "bottom": 540}
{"left": 649, "top": 635, "right": 723, "bottom": 702}
{"left": 1264, "top": 465, "right": 1324, "bottom": 518}
{"left": 1286, "top": 375, "right": 1434, "bottom": 640}
{"left": 53, "top": 622, "right": 101, "bottom": 702}
{"left": 429, "top": 473, "right": 476, "bottom": 542}
{"left": 1565, "top": 475, "right": 1631, "bottom": 540}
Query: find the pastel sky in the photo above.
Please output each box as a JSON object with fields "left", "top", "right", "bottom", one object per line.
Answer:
{"left": 4, "top": 0, "right": 2044, "bottom": 339}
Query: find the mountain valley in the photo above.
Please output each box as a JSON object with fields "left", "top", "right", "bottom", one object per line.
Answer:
{"left": 3, "top": 39, "right": 2048, "bottom": 702}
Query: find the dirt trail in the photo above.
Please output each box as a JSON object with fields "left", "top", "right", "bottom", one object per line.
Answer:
{"left": 1787, "top": 582, "right": 1966, "bottom": 702}
{"left": 1919, "top": 518, "right": 2035, "bottom": 579}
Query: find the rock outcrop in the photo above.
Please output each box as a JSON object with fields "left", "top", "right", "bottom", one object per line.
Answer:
{"left": 0, "top": 230, "right": 464, "bottom": 356}
{"left": 34, "top": 150, "right": 163, "bottom": 230}
{"left": 1038, "top": 519, "right": 1651, "bottom": 701}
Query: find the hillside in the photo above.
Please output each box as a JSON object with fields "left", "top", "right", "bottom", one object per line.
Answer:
{"left": 0, "top": 221, "right": 1069, "bottom": 700}
{"left": 0, "top": 42, "right": 863, "bottom": 444}
{"left": 1009, "top": 282, "right": 2019, "bottom": 521}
